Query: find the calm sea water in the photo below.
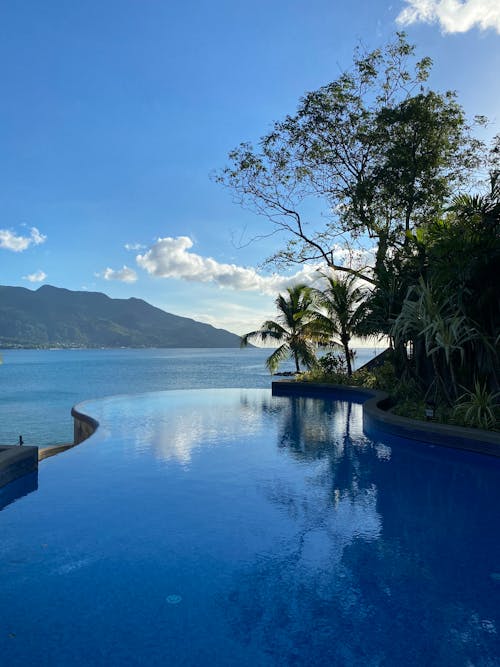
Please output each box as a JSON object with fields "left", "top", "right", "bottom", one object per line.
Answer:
{"left": 0, "top": 347, "right": 381, "bottom": 447}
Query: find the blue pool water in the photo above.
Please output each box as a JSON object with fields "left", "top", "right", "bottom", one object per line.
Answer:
{"left": 0, "top": 347, "right": 380, "bottom": 446}
{"left": 1, "top": 388, "right": 499, "bottom": 666}
{"left": 0, "top": 348, "right": 274, "bottom": 446}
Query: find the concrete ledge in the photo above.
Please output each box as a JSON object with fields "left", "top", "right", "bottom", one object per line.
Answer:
{"left": 0, "top": 445, "right": 39, "bottom": 489}
{"left": 272, "top": 380, "right": 500, "bottom": 458}
{"left": 39, "top": 444, "right": 74, "bottom": 461}
{"left": 71, "top": 406, "right": 99, "bottom": 445}
{"left": 37, "top": 406, "right": 100, "bottom": 464}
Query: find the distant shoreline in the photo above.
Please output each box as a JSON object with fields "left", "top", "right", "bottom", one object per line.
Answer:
{"left": 0, "top": 345, "right": 247, "bottom": 350}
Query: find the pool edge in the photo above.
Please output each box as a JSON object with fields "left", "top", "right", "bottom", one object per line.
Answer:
{"left": 272, "top": 380, "right": 500, "bottom": 458}
{"left": 71, "top": 406, "right": 100, "bottom": 445}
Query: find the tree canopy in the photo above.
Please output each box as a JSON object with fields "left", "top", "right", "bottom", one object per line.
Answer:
{"left": 226, "top": 34, "right": 498, "bottom": 424}
{"left": 240, "top": 284, "right": 320, "bottom": 373}
{"left": 217, "top": 33, "right": 484, "bottom": 284}
{"left": 313, "top": 273, "right": 368, "bottom": 376}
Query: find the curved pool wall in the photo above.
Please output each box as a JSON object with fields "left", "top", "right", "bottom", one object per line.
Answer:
{"left": 272, "top": 380, "right": 500, "bottom": 457}
{"left": 71, "top": 405, "right": 99, "bottom": 445}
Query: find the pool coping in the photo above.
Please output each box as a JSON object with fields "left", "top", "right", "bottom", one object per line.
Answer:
{"left": 1, "top": 404, "right": 100, "bottom": 488}
{"left": 71, "top": 406, "right": 100, "bottom": 445}
{"left": 272, "top": 380, "right": 500, "bottom": 458}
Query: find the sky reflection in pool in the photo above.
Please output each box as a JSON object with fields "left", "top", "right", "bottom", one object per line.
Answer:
{"left": 1, "top": 388, "right": 499, "bottom": 666}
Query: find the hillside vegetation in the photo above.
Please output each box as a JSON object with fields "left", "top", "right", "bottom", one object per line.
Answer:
{"left": 0, "top": 285, "right": 241, "bottom": 348}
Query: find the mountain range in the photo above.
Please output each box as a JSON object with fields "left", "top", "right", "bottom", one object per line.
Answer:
{"left": 0, "top": 285, "right": 243, "bottom": 348}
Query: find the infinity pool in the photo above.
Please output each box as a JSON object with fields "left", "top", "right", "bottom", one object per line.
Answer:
{"left": 1, "top": 388, "right": 499, "bottom": 666}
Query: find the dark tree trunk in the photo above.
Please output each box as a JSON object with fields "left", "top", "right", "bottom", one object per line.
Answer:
{"left": 294, "top": 351, "right": 301, "bottom": 373}
{"left": 342, "top": 335, "right": 352, "bottom": 376}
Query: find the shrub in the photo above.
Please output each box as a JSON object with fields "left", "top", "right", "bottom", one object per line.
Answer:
{"left": 351, "top": 361, "right": 401, "bottom": 393}
{"left": 318, "top": 352, "right": 350, "bottom": 375}
{"left": 453, "top": 381, "right": 500, "bottom": 430}
{"left": 301, "top": 367, "right": 351, "bottom": 385}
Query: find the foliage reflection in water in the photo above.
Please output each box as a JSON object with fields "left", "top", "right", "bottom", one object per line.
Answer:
{"left": 0, "top": 388, "right": 499, "bottom": 666}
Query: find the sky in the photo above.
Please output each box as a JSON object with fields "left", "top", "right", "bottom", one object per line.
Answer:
{"left": 1, "top": 0, "right": 499, "bottom": 336}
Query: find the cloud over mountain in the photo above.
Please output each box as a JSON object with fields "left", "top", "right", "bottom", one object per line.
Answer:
{"left": 0, "top": 226, "right": 46, "bottom": 252}
{"left": 135, "top": 236, "right": 321, "bottom": 295}
{"left": 135, "top": 236, "right": 375, "bottom": 295}
{"left": 100, "top": 266, "right": 138, "bottom": 283}
{"left": 23, "top": 270, "right": 47, "bottom": 283}
{"left": 397, "top": 0, "right": 500, "bottom": 33}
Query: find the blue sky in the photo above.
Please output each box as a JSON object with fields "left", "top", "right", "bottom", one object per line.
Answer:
{"left": 1, "top": 0, "right": 499, "bottom": 335}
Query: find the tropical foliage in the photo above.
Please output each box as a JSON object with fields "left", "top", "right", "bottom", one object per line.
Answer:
{"left": 453, "top": 382, "right": 500, "bottom": 431}
{"left": 240, "top": 284, "right": 321, "bottom": 373}
{"left": 229, "top": 35, "right": 499, "bottom": 429}
{"left": 312, "top": 274, "right": 368, "bottom": 376}
{"left": 389, "top": 184, "right": 500, "bottom": 406}
{"left": 217, "top": 33, "right": 483, "bottom": 284}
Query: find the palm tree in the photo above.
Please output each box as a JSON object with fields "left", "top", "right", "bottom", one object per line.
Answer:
{"left": 241, "top": 284, "right": 319, "bottom": 374}
{"left": 313, "top": 273, "right": 368, "bottom": 376}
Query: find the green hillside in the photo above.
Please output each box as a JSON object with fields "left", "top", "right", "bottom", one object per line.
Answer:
{"left": 0, "top": 285, "right": 242, "bottom": 348}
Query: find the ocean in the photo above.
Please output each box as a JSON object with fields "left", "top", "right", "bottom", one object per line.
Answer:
{"left": 0, "top": 347, "right": 381, "bottom": 447}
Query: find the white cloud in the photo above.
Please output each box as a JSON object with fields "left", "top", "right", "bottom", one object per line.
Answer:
{"left": 29, "top": 227, "right": 46, "bottom": 245}
{"left": 23, "top": 270, "right": 47, "bottom": 283}
{"left": 99, "top": 265, "right": 138, "bottom": 283}
{"left": 136, "top": 236, "right": 375, "bottom": 296}
{"left": 0, "top": 226, "right": 47, "bottom": 252}
{"left": 397, "top": 0, "right": 500, "bottom": 33}
{"left": 125, "top": 242, "right": 145, "bottom": 251}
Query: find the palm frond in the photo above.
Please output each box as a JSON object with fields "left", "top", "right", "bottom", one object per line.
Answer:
{"left": 240, "top": 321, "right": 289, "bottom": 347}
{"left": 266, "top": 344, "right": 291, "bottom": 373}
{"left": 291, "top": 339, "right": 321, "bottom": 370}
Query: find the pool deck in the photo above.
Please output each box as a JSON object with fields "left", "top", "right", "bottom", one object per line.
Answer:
{"left": 272, "top": 380, "right": 500, "bottom": 458}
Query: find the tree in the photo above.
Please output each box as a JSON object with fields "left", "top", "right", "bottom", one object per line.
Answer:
{"left": 313, "top": 273, "right": 368, "bottom": 376}
{"left": 391, "top": 177, "right": 500, "bottom": 401}
{"left": 216, "top": 33, "right": 483, "bottom": 284}
{"left": 241, "top": 284, "right": 320, "bottom": 373}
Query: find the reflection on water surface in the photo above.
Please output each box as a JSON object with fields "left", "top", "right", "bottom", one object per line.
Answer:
{"left": 0, "top": 388, "right": 498, "bottom": 666}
